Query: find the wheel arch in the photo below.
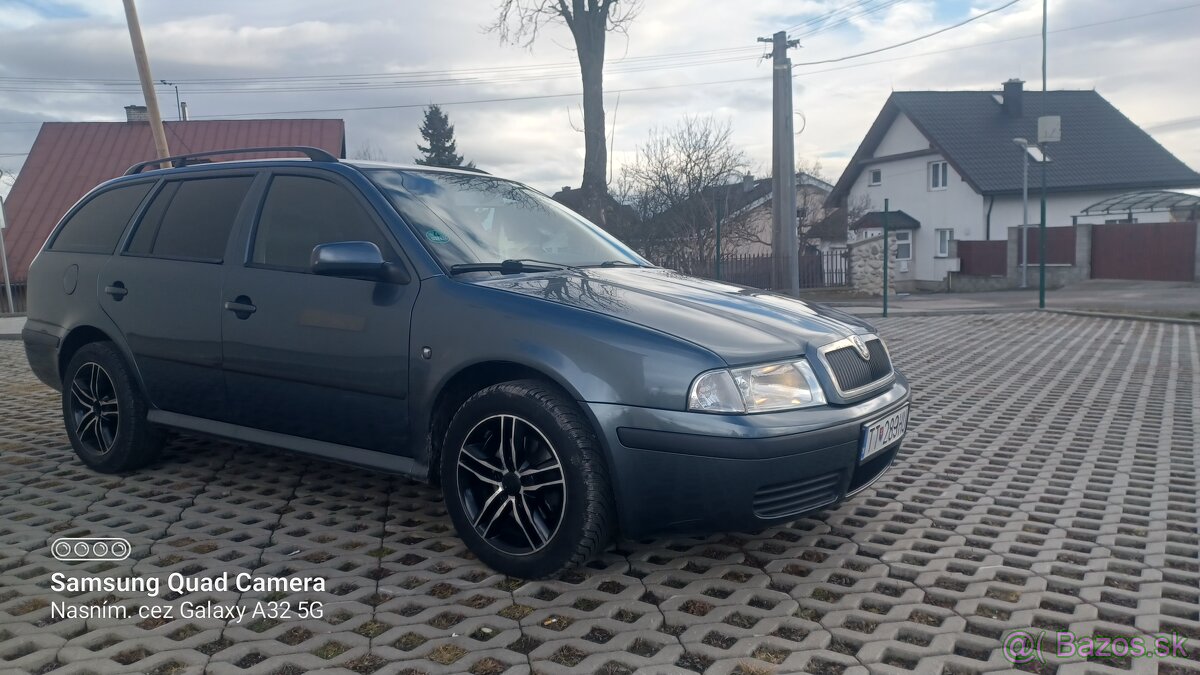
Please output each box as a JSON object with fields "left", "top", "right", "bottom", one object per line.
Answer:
{"left": 58, "top": 325, "right": 117, "bottom": 381}
{"left": 58, "top": 325, "right": 149, "bottom": 401}
{"left": 425, "top": 360, "right": 586, "bottom": 486}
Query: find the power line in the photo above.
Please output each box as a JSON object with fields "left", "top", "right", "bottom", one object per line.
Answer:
{"left": 793, "top": 0, "right": 1022, "bottom": 66}
{"left": 793, "top": 2, "right": 1200, "bottom": 74}
{"left": 188, "top": 78, "right": 772, "bottom": 119}
{"left": 0, "top": 52, "right": 764, "bottom": 95}
{"left": 794, "top": 0, "right": 907, "bottom": 39}
{"left": 0, "top": 3, "right": 1194, "bottom": 124}
{"left": 0, "top": 44, "right": 763, "bottom": 87}
{"left": 783, "top": 0, "right": 884, "bottom": 34}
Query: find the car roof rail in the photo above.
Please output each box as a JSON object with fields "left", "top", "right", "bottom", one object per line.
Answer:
{"left": 124, "top": 146, "right": 339, "bottom": 176}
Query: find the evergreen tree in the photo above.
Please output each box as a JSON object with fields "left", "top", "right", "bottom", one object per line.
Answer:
{"left": 415, "top": 104, "right": 472, "bottom": 168}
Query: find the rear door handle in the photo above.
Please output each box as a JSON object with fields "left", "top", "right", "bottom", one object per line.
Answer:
{"left": 104, "top": 282, "right": 128, "bottom": 300}
{"left": 223, "top": 295, "right": 256, "bottom": 319}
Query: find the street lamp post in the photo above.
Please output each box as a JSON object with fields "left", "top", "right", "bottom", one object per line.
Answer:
{"left": 1013, "top": 138, "right": 1031, "bottom": 288}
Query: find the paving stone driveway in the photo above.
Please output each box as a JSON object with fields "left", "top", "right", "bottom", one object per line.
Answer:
{"left": 1, "top": 312, "right": 1197, "bottom": 675}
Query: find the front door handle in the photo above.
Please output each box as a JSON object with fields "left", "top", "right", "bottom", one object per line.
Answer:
{"left": 223, "top": 295, "right": 256, "bottom": 319}
{"left": 104, "top": 282, "right": 128, "bottom": 301}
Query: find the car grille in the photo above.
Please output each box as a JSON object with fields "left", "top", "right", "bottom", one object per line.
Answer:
{"left": 752, "top": 470, "right": 842, "bottom": 519}
{"left": 823, "top": 338, "right": 892, "bottom": 396}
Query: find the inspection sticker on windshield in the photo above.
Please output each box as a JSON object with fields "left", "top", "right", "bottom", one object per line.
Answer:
{"left": 425, "top": 229, "right": 449, "bottom": 243}
{"left": 861, "top": 405, "right": 908, "bottom": 460}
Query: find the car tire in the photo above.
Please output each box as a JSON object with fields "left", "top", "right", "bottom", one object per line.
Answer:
{"left": 62, "top": 342, "right": 162, "bottom": 473}
{"left": 441, "top": 379, "right": 614, "bottom": 579}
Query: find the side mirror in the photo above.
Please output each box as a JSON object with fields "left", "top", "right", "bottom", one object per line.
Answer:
{"left": 311, "top": 241, "right": 408, "bottom": 283}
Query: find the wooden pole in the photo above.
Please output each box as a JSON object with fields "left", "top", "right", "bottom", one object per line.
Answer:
{"left": 122, "top": 0, "right": 170, "bottom": 165}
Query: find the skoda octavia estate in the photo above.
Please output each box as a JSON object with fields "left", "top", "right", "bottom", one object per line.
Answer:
{"left": 23, "top": 147, "right": 910, "bottom": 578}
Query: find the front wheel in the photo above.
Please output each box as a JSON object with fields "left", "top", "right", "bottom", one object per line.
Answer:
{"left": 441, "top": 380, "right": 614, "bottom": 578}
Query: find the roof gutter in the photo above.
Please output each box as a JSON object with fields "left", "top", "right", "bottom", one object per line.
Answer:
{"left": 985, "top": 195, "right": 994, "bottom": 240}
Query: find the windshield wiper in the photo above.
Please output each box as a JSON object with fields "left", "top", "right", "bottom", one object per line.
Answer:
{"left": 594, "top": 260, "right": 643, "bottom": 268}
{"left": 449, "top": 259, "right": 577, "bottom": 275}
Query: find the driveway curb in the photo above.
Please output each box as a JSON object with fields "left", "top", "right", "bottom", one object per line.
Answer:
{"left": 841, "top": 307, "right": 1033, "bottom": 319}
{"left": 1041, "top": 308, "right": 1200, "bottom": 326}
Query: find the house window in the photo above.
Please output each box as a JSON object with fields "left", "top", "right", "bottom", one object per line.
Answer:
{"left": 868, "top": 169, "right": 882, "bottom": 186}
{"left": 1105, "top": 217, "right": 1137, "bottom": 224}
{"left": 936, "top": 228, "right": 953, "bottom": 257}
{"left": 894, "top": 231, "right": 912, "bottom": 260}
{"left": 929, "top": 161, "right": 949, "bottom": 190}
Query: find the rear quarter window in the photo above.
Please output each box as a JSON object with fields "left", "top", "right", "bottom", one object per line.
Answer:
{"left": 126, "top": 176, "right": 254, "bottom": 262}
{"left": 49, "top": 182, "right": 153, "bottom": 254}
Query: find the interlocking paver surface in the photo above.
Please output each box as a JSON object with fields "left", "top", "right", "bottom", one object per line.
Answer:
{"left": 1, "top": 312, "right": 1197, "bottom": 675}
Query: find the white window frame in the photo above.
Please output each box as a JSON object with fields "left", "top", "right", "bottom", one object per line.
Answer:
{"left": 935, "top": 228, "right": 953, "bottom": 257}
{"left": 893, "top": 230, "right": 912, "bottom": 261}
{"left": 929, "top": 161, "right": 949, "bottom": 191}
{"left": 868, "top": 169, "right": 882, "bottom": 186}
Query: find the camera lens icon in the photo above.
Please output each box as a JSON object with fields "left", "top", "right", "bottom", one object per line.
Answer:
{"left": 51, "top": 538, "right": 131, "bottom": 562}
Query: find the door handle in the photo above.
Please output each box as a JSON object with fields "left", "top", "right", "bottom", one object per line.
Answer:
{"left": 224, "top": 295, "right": 256, "bottom": 319}
{"left": 104, "top": 282, "right": 128, "bottom": 300}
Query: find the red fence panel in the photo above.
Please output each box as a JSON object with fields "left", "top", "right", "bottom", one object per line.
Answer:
{"left": 958, "top": 240, "right": 1007, "bottom": 276}
{"left": 1091, "top": 221, "right": 1197, "bottom": 281}
{"left": 1023, "top": 226, "right": 1076, "bottom": 265}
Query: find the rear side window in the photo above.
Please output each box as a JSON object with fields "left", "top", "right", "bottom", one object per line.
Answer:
{"left": 50, "top": 182, "right": 153, "bottom": 254}
{"left": 251, "top": 175, "right": 392, "bottom": 272}
{"left": 127, "top": 176, "right": 253, "bottom": 261}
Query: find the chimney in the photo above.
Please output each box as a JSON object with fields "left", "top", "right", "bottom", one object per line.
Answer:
{"left": 1001, "top": 79, "right": 1024, "bottom": 118}
{"left": 742, "top": 173, "right": 754, "bottom": 192}
{"left": 124, "top": 104, "right": 148, "bottom": 122}
{"left": 179, "top": 101, "right": 189, "bottom": 121}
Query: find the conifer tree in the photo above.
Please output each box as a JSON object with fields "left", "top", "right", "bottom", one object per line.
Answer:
{"left": 415, "top": 104, "right": 472, "bottom": 168}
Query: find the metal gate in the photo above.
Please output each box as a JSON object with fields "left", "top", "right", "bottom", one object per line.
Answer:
{"left": 1090, "top": 221, "right": 1196, "bottom": 282}
{"left": 799, "top": 248, "right": 849, "bottom": 288}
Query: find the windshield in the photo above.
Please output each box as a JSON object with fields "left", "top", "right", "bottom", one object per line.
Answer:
{"left": 366, "top": 169, "right": 646, "bottom": 270}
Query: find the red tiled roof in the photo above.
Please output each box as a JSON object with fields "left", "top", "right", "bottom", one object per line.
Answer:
{"left": 2, "top": 118, "right": 345, "bottom": 282}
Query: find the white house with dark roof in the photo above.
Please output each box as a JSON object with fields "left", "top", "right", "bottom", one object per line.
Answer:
{"left": 826, "top": 79, "right": 1200, "bottom": 289}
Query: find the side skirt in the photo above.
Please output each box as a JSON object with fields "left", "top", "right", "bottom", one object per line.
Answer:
{"left": 147, "top": 410, "right": 424, "bottom": 479}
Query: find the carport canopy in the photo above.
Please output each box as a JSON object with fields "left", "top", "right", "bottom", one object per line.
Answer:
{"left": 1080, "top": 190, "right": 1200, "bottom": 217}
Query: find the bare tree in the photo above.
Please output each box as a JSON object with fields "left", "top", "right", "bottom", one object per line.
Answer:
{"left": 351, "top": 141, "right": 389, "bottom": 162}
{"left": 618, "top": 116, "right": 751, "bottom": 268}
{"left": 488, "top": 0, "right": 640, "bottom": 227}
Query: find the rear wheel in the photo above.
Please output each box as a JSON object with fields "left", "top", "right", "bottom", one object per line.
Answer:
{"left": 441, "top": 380, "right": 614, "bottom": 578}
{"left": 62, "top": 342, "right": 162, "bottom": 473}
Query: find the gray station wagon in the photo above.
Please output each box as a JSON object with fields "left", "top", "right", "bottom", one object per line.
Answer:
{"left": 22, "top": 147, "right": 910, "bottom": 578}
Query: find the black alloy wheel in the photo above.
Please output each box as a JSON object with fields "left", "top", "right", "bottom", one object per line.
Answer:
{"left": 63, "top": 342, "right": 162, "bottom": 473}
{"left": 441, "top": 379, "right": 614, "bottom": 578}
{"left": 68, "top": 362, "right": 120, "bottom": 455}
{"left": 456, "top": 413, "right": 566, "bottom": 555}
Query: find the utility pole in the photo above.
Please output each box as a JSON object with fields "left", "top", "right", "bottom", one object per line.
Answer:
{"left": 122, "top": 0, "right": 170, "bottom": 164}
{"left": 758, "top": 30, "right": 800, "bottom": 296}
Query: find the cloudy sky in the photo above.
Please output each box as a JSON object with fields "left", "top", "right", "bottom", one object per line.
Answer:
{"left": 1, "top": 0, "right": 1198, "bottom": 199}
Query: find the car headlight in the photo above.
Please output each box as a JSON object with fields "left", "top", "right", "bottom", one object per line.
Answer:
{"left": 688, "top": 359, "right": 827, "bottom": 414}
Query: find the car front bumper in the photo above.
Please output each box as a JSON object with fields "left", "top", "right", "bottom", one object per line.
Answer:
{"left": 584, "top": 373, "right": 911, "bottom": 539}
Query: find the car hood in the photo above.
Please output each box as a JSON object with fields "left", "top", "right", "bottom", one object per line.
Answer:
{"left": 474, "top": 267, "right": 873, "bottom": 364}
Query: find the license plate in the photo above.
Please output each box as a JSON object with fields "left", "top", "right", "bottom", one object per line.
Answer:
{"left": 861, "top": 405, "right": 908, "bottom": 460}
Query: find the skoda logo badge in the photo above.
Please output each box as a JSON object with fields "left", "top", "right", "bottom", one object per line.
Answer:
{"left": 850, "top": 335, "right": 871, "bottom": 360}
